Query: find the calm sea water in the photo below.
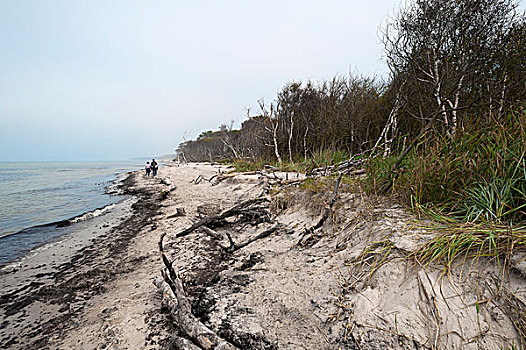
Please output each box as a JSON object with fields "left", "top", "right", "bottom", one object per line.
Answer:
{"left": 0, "top": 161, "right": 141, "bottom": 265}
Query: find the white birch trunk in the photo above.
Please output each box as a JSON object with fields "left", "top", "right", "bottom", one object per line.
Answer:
{"left": 303, "top": 124, "right": 309, "bottom": 161}
{"left": 288, "top": 111, "right": 294, "bottom": 163}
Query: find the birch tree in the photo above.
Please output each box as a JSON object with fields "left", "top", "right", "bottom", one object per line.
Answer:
{"left": 383, "top": 0, "right": 518, "bottom": 136}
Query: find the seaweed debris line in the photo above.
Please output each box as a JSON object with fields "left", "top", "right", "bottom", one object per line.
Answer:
{"left": 2, "top": 162, "right": 525, "bottom": 350}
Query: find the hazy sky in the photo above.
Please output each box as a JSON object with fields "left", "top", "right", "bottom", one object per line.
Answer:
{"left": 3, "top": 0, "right": 509, "bottom": 161}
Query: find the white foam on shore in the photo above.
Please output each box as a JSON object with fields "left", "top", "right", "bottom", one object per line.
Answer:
{"left": 69, "top": 204, "right": 116, "bottom": 224}
{"left": 0, "top": 197, "right": 136, "bottom": 274}
{"left": 1, "top": 242, "right": 58, "bottom": 271}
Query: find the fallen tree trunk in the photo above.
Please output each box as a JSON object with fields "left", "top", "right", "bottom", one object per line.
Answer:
{"left": 156, "top": 232, "right": 239, "bottom": 350}
{"left": 310, "top": 159, "right": 364, "bottom": 176}
{"left": 169, "top": 336, "right": 203, "bottom": 350}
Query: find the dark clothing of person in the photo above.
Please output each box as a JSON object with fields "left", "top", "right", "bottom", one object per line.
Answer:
{"left": 151, "top": 160, "right": 158, "bottom": 177}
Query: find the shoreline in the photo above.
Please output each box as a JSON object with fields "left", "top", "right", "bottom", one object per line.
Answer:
{"left": 0, "top": 161, "right": 141, "bottom": 241}
{"left": 0, "top": 198, "right": 129, "bottom": 268}
{"left": 0, "top": 196, "right": 136, "bottom": 271}
{"left": 0, "top": 170, "right": 157, "bottom": 349}
{"left": 0, "top": 164, "right": 139, "bottom": 267}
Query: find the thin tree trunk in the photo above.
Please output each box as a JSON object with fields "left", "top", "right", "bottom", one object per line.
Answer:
{"left": 446, "top": 75, "right": 464, "bottom": 136}
{"left": 288, "top": 111, "right": 294, "bottom": 163}
{"left": 303, "top": 124, "right": 309, "bottom": 161}
{"left": 497, "top": 73, "right": 508, "bottom": 117}
{"left": 272, "top": 122, "right": 282, "bottom": 163}
{"left": 432, "top": 56, "right": 449, "bottom": 132}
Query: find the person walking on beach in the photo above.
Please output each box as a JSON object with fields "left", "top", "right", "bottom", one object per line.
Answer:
{"left": 151, "top": 159, "right": 158, "bottom": 177}
{"left": 145, "top": 161, "right": 151, "bottom": 177}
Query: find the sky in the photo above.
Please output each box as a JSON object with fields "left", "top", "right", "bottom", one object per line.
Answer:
{"left": 1, "top": 0, "right": 520, "bottom": 161}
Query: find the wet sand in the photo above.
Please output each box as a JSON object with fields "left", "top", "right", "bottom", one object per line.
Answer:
{"left": 0, "top": 171, "right": 166, "bottom": 349}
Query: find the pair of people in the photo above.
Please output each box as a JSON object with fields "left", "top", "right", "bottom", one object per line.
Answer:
{"left": 145, "top": 159, "right": 158, "bottom": 177}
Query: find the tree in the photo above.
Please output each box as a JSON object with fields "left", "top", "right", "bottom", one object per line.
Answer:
{"left": 383, "top": 0, "right": 520, "bottom": 136}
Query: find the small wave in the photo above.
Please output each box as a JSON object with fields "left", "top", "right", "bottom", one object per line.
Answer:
{"left": 69, "top": 204, "right": 116, "bottom": 224}
{"left": 0, "top": 202, "right": 118, "bottom": 240}
{"left": 1, "top": 241, "right": 58, "bottom": 272}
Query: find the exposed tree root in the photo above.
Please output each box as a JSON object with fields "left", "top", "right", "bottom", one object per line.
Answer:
{"left": 298, "top": 173, "right": 343, "bottom": 246}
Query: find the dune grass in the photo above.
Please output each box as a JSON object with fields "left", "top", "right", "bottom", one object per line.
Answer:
{"left": 367, "top": 109, "right": 526, "bottom": 224}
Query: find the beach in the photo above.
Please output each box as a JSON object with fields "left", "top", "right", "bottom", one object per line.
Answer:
{"left": 1, "top": 162, "right": 525, "bottom": 349}
{"left": 0, "top": 162, "right": 244, "bottom": 349}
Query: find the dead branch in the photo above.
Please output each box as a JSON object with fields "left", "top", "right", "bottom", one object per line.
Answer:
{"left": 225, "top": 224, "right": 280, "bottom": 252}
{"left": 310, "top": 159, "right": 364, "bottom": 177}
{"left": 200, "top": 226, "right": 223, "bottom": 240}
{"left": 182, "top": 198, "right": 278, "bottom": 252}
{"left": 190, "top": 175, "right": 204, "bottom": 184}
{"left": 211, "top": 171, "right": 260, "bottom": 186}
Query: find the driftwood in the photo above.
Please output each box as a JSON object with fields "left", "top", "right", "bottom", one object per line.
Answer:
{"left": 167, "top": 207, "right": 186, "bottom": 218}
{"left": 211, "top": 171, "right": 260, "bottom": 186}
{"left": 310, "top": 159, "right": 364, "bottom": 177}
{"left": 190, "top": 175, "right": 204, "bottom": 184}
{"left": 169, "top": 336, "right": 203, "bottom": 350}
{"left": 200, "top": 226, "right": 223, "bottom": 240}
{"left": 176, "top": 198, "right": 269, "bottom": 238}
{"left": 156, "top": 232, "right": 238, "bottom": 350}
{"left": 155, "top": 195, "right": 283, "bottom": 349}
{"left": 298, "top": 172, "right": 343, "bottom": 246}
{"left": 224, "top": 224, "right": 280, "bottom": 252}
{"left": 178, "top": 197, "right": 279, "bottom": 252}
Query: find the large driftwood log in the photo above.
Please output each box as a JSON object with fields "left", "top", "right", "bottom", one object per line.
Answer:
{"left": 157, "top": 233, "right": 238, "bottom": 350}
{"left": 169, "top": 336, "right": 203, "bottom": 350}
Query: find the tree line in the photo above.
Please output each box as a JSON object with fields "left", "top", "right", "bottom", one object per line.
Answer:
{"left": 177, "top": 0, "right": 525, "bottom": 164}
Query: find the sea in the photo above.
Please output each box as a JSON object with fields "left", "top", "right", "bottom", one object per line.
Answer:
{"left": 0, "top": 161, "right": 142, "bottom": 266}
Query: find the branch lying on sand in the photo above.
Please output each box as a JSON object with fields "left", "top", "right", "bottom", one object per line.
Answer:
{"left": 211, "top": 172, "right": 259, "bottom": 186}
{"left": 179, "top": 196, "right": 280, "bottom": 252}
{"left": 156, "top": 232, "right": 238, "bottom": 350}
{"left": 224, "top": 224, "right": 279, "bottom": 252}
{"left": 298, "top": 172, "right": 343, "bottom": 246}
{"left": 175, "top": 198, "right": 269, "bottom": 238}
